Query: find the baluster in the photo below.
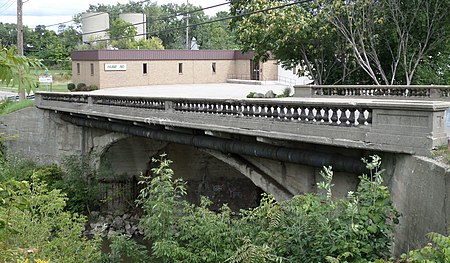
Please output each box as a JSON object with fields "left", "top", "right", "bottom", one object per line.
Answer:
{"left": 292, "top": 106, "right": 300, "bottom": 120}
{"left": 265, "top": 106, "right": 274, "bottom": 118}
{"left": 339, "top": 109, "right": 349, "bottom": 125}
{"left": 253, "top": 105, "right": 261, "bottom": 117}
{"left": 248, "top": 104, "right": 256, "bottom": 116}
{"left": 322, "top": 107, "right": 329, "bottom": 123}
{"left": 314, "top": 108, "right": 322, "bottom": 122}
{"left": 260, "top": 105, "right": 269, "bottom": 118}
{"left": 348, "top": 109, "right": 356, "bottom": 125}
{"left": 285, "top": 106, "right": 294, "bottom": 120}
{"left": 330, "top": 108, "right": 339, "bottom": 125}
{"left": 366, "top": 110, "right": 373, "bottom": 124}
{"left": 307, "top": 107, "right": 315, "bottom": 122}
{"left": 357, "top": 109, "right": 366, "bottom": 125}
{"left": 276, "top": 106, "right": 285, "bottom": 119}
{"left": 299, "top": 107, "right": 307, "bottom": 121}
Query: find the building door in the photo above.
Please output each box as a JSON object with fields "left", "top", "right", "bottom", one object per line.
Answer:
{"left": 250, "top": 60, "right": 260, "bottom": 80}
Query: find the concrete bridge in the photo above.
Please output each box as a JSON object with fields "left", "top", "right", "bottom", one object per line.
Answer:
{"left": 1, "top": 85, "right": 449, "bottom": 254}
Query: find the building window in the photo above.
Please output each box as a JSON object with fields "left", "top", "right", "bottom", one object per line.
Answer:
{"left": 178, "top": 63, "right": 183, "bottom": 74}
{"left": 90, "top": 63, "right": 94, "bottom": 75}
{"left": 143, "top": 63, "right": 148, "bottom": 75}
{"left": 212, "top": 62, "right": 216, "bottom": 74}
{"left": 77, "top": 63, "right": 80, "bottom": 75}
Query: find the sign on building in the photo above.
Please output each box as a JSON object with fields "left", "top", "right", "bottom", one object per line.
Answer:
{"left": 105, "top": 64, "right": 127, "bottom": 71}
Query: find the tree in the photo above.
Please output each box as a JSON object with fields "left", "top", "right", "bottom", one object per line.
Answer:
{"left": 231, "top": 0, "right": 449, "bottom": 85}
{"left": 109, "top": 18, "right": 138, "bottom": 49}
{"left": 128, "top": 36, "right": 165, "bottom": 50}
{"left": 231, "top": 0, "right": 356, "bottom": 85}
{"left": 0, "top": 47, "right": 43, "bottom": 100}
{"left": 197, "top": 11, "right": 239, "bottom": 50}
{"left": 326, "top": 0, "right": 450, "bottom": 85}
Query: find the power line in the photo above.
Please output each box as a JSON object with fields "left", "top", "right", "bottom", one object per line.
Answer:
{"left": 0, "top": 0, "right": 15, "bottom": 15}
{"left": 80, "top": 1, "right": 232, "bottom": 38}
{"left": 40, "top": 0, "right": 230, "bottom": 30}
{"left": 91, "top": 0, "right": 313, "bottom": 43}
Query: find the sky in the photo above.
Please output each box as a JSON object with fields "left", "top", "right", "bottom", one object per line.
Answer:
{"left": 0, "top": 0, "right": 230, "bottom": 29}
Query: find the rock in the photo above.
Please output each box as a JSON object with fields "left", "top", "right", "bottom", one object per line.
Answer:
{"left": 112, "top": 217, "right": 124, "bottom": 229}
{"left": 253, "top": 93, "right": 265, "bottom": 98}
{"left": 264, "top": 90, "right": 276, "bottom": 98}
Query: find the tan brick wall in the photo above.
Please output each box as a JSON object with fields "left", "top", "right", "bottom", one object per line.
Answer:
{"left": 72, "top": 61, "right": 100, "bottom": 87}
{"left": 98, "top": 60, "right": 240, "bottom": 88}
{"left": 261, "top": 60, "right": 278, "bottom": 81}
{"left": 74, "top": 58, "right": 278, "bottom": 89}
{"left": 234, "top": 60, "right": 251, "bottom": 80}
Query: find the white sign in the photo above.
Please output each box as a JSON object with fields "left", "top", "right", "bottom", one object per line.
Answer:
{"left": 104, "top": 64, "right": 127, "bottom": 71}
{"left": 39, "top": 75, "right": 53, "bottom": 83}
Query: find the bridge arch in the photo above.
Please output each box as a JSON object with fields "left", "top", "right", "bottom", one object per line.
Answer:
{"left": 99, "top": 136, "right": 267, "bottom": 211}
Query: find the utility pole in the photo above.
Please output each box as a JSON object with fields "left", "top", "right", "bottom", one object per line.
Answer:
{"left": 17, "top": 0, "right": 23, "bottom": 56}
{"left": 185, "top": 0, "right": 189, "bottom": 50}
{"left": 17, "top": 0, "right": 25, "bottom": 100}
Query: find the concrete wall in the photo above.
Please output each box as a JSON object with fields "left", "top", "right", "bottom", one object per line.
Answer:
{"left": 381, "top": 153, "right": 449, "bottom": 255}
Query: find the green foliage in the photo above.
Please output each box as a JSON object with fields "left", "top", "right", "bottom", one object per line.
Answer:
{"left": 76, "top": 82, "right": 87, "bottom": 90}
{"left": 0, "top": 170, "right": 101, "bottom": 262}
{"left": 67, "top": 83, "right": 75, "bottom": 91}
{"left": 88, "top": 84, "right": 98, "bottom": 91}
{"left": 231, "top": 0, "right": 450, "bottom": 85}
{"left": 106, "top": 234, "right": 150, "bottom": 263}
{"left": 128, "top": 37, "right": 165, "bottom": 50}
{"left": 0, "top": 99, "right": 34, "bottom": 115}
{"left": 137, "top": 154, "right": 399, "bottom": 262}
{"left": 0, "top": 47, "right": 43, "bottom": 97}
{"left": 246, "top": 92, "right": 256, "bottom": 98}
{"left": 57, "top": 155, "right": 103, "bottom": 214}
{"left": 400, "top": 231, "right": 450, "bottom": 262}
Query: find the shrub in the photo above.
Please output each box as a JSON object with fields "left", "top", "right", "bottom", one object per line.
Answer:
{"left": 246, "top": 92, "right": 256, "bottom": 98}
{"left": 67, "top": 83, "right": 75, "bottom": 91}
{"left": 0, "top": 172, "right": 101, "bottom": 262}
{"left": 76, "top": 82, "right": 87, "bottom": 90}
{"left": 88, "top": 84, "right": 98, "bottom": 91}
{"left": 399, "top": 231, "right": 450, "bottom": 262}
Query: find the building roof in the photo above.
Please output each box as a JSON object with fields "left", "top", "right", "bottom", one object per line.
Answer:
{"left": 71, "top": 50, "right": 263, "bottom": 61}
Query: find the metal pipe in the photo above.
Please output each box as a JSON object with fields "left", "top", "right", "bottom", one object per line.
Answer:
{"left": 61, "top": 114, "right": 368, "bottom": 174}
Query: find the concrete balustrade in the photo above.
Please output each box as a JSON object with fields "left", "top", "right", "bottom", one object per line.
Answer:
{"left": 35, "top": 92, "right": 450, "bottom": 156}
{"left": 294, "top": 85, "right": 450, "bottom": 100}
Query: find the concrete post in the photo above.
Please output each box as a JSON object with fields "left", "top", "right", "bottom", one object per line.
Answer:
{"left": 293, "top": 85, "right": 313, "bottom": 97}
{"left": 165, "top": 100, "right": 174, "bottom": 112}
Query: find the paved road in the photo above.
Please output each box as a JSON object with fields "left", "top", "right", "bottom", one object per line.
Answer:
{"left": 0, "top": 91, "right": 17, "bottom": 100}
{"left": 90, "top": 83, "right": 292, "bottom": 99}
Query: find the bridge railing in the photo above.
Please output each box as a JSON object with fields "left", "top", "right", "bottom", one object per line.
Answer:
{"left": 294, "top": 85, "right": 450, "bottom": 100}
{"left": 39, "top": 92, "right": 373, "bottom": 127}
{"left": 35, "top": 92, "right": 450, "bottom": 155}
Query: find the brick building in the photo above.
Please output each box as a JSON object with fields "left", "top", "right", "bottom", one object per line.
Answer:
{"left": 71, "top": 50, "right": 278, "bottom": 89}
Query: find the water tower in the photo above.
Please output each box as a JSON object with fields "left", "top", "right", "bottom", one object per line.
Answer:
{"left": 81, "top": 12, "right": 110, "bottom": 43}
{"left": 119, "top": 13, "right": 147, "bottom": 40}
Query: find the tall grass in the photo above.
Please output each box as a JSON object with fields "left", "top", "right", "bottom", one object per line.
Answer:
{"left": 0, "top": 99, "right": 34, "bottom": 115}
